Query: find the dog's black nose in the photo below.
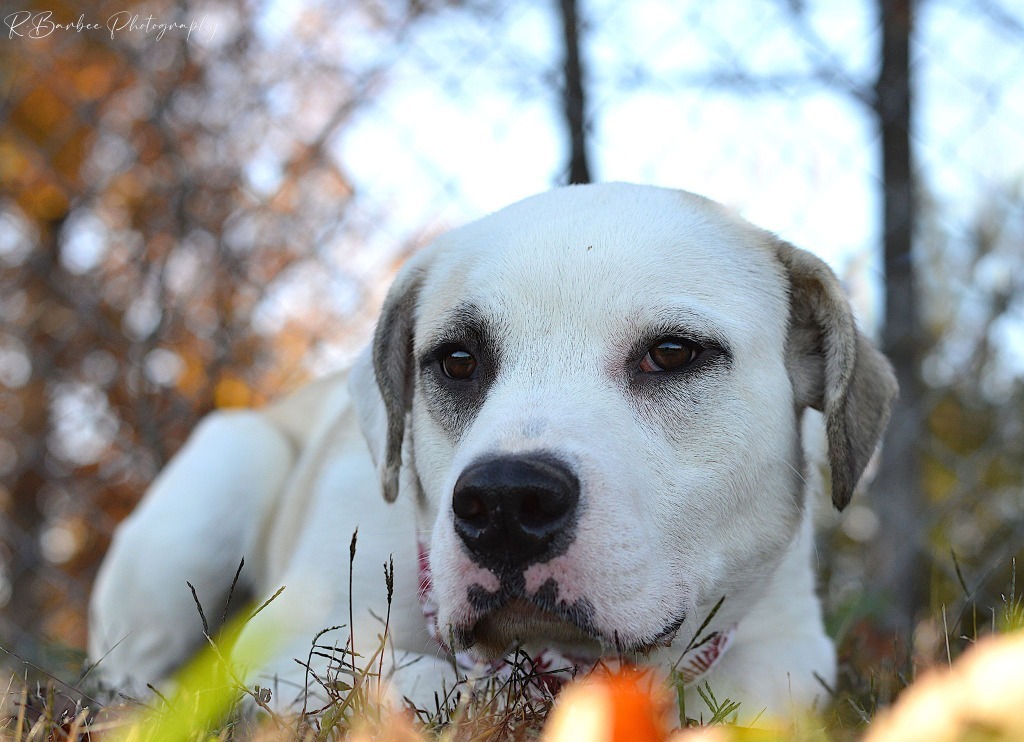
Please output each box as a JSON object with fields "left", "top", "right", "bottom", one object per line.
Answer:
{"left": 452, "top": 455, "right": 580, "bottom": 570}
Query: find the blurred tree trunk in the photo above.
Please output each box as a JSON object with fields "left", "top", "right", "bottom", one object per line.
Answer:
{"left": 5, "top": 215, "right": 66, "bottom": 643}
{"left": 868, "top": 0, "right": 926, "bottom": 634}
{"left": 558, "top": 0, "right": 591, "bottom": 184}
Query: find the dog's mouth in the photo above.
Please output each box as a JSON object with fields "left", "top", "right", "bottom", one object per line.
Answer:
{"left": 423, "top": 551, "right": 687, "bottom": 660}
{"left": 469, "top": 598, "right": 602, "bottom": 659}
{"left": 460, "top": 596, "right": 686, "bottom": 660}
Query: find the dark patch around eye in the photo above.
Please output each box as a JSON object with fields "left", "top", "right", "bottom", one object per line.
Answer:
{"left": 418, "top": 305, "right": 501, "bottom": 442}
{"left": 623, "top": 326, "right": 732, "bottom": 431}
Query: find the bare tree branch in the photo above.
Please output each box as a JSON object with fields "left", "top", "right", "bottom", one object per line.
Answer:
{"left": 558, "top": 0, "right": 591, "bottom": 184}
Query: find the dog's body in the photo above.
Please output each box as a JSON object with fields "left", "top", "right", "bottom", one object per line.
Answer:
{"left": 89, "top": 184, "right": 896, "bottom": 721}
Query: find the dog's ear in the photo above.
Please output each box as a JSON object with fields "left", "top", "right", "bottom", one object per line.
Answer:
{"left": 349, "top": 346, "right": 387, "bottom": 471}
{"left": 776, "top": 241, "right": 898, "bottom": 511}
{"left": 349, "top": 250, "right": 433, "bottom": 503}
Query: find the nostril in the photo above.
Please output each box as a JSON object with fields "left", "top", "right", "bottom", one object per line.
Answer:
{"left": 453, "top": 490, "right": 488, "bottom": 528}
{"left": 520, "top": 492, "right": 544, "bottom": 527}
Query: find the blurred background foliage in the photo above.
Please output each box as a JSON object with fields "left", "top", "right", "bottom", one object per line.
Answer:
{"left": 1, "top": 0, "right": 1023, "bottom": 709}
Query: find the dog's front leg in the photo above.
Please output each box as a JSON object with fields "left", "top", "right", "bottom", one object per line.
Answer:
{"left": 88, "top": 410, "right": 296, "bottom": 693}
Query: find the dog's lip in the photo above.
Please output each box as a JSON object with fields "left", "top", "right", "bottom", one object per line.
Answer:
{"left": 649, "top": 612, "right": 687, "bottom": 649}
{"left": 461, "top": 598, "right": 687, "bottom": 657}
{"left": 467, "top": 598, "right": 600, "bottom": 657}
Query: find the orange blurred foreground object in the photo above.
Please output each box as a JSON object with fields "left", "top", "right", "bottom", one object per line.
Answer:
{"left": 347, "top": 708, "right": 425, "bottom": 742}
{"left": 865, "top": 631, "right": 1024, "bottom": 742}
{"left": 542, "top": 667, "right": 674, "bottom": 742}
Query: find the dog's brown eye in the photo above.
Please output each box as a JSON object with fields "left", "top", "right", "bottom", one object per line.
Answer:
{"left": 640, "top": 338, "right": 700, "bottom": 373}
{"left": 442, "top": 348, "right": 478, "bottom": 380}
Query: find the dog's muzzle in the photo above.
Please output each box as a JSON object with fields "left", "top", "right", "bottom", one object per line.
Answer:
{"left": 416, "top": 537, "right": 737, "bottom": 695}
{"left": 452, "top": 454, "right": 580, "bottom": 570}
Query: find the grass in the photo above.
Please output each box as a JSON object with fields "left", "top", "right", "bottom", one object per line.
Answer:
{"left": 2, "top": 553, "right": 1022, "bottom": 741}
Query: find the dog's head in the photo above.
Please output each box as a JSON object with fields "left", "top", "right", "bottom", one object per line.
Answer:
{"left": 351, "top": 183, "right": 896, "bottom": 658}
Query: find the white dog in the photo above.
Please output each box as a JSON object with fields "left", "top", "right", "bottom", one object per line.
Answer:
{"left": 89, "top": 183, "right": 896, "bottom": 722}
